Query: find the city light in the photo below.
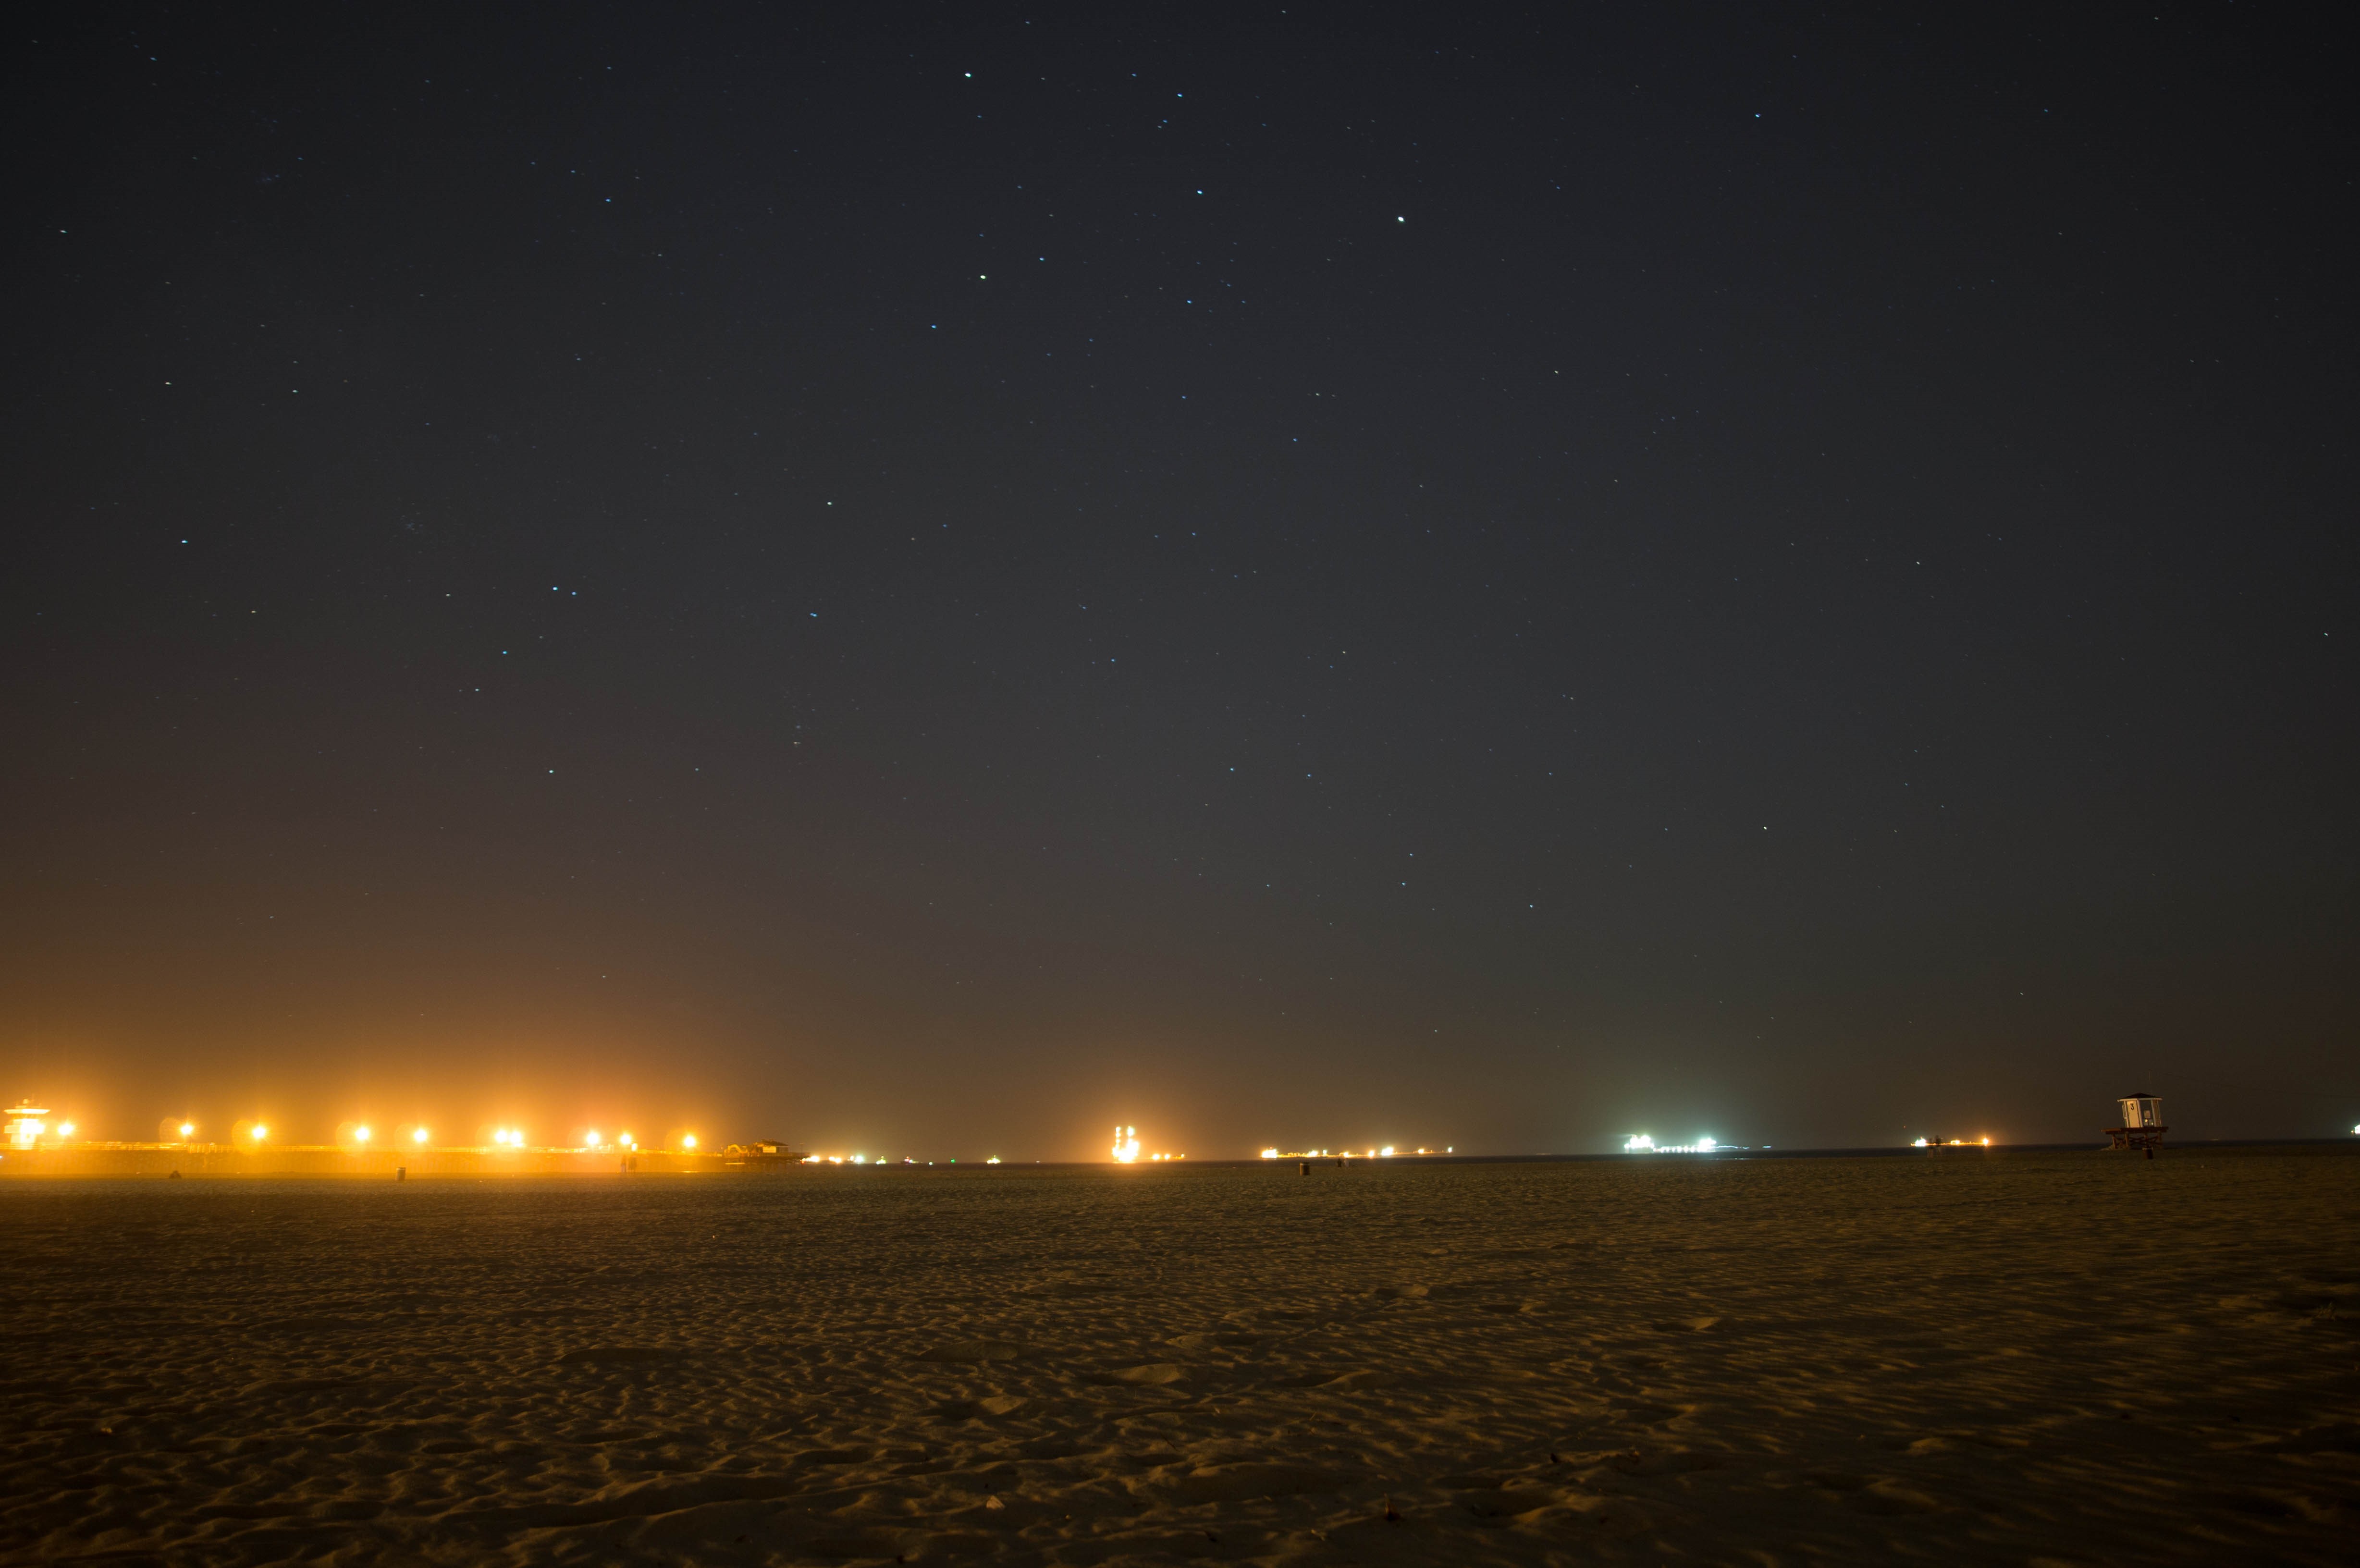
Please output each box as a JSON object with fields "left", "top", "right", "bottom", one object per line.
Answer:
{"left": 1623, "top": 1134, "right": 1719, "bottom": 1153}
{"left": 6, "top": 1105, "right": 50, "bottom": 1150}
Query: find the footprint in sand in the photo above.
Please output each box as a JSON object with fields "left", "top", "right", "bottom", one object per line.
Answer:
{"left": 1098, "top": 1363, "right": 1186, "bottom": 1385}
{"left": 1168, "top": 1462, "right": 1345, "bottom": 1504}
{"left": 556, "top": 1346, "right": 667, "bottom": 1367}
{"left": 915, "top": 1339, "right": 1022, "bottom": 1362}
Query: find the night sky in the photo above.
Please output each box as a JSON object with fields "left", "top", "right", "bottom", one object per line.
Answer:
{"left": 6, "top": 3, "right": 2353, "bottom": 1158}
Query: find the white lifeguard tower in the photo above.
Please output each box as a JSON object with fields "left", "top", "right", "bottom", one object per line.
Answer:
{"left": 2105, "top": 1092, "right": 2166, "bottom": 1157}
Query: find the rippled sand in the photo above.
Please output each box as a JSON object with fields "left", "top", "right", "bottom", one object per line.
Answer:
{"left": 2, "top": 1149, "right": 2354, "bottom": 1565}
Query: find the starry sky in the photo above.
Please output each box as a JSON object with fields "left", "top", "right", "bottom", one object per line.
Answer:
{"left": 4, "top": 2, "right": 2353, "bottom": 1157}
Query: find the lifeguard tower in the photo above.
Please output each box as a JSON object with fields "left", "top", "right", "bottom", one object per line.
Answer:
{"left": 2105, "top": 1092, "right": 2166, "bottom": 1158}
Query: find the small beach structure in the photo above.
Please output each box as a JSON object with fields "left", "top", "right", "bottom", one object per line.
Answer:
{"left": 2105, "top": 1092, "right": 2167, "bottom": 1158}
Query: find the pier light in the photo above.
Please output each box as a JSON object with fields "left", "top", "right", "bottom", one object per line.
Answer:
{"left": 681, "top": 1134, "right": 698, "bottom": 1150}
{"left": 619, "top": 1132, "right": 636, "bottom": 1150}
{"left": 6, "top": 1106, "right": 50, "bottom": 1150}
{"left": 179, "top": 1123, "right": 195, "bottom": 1138}
{"left": 58, "top": 1122, "right": 75, "bottom": 1138}
{"left": 355, "top": 1126, "right": 372, "bottom": 1143}
{"left": 584, "top": 1130, "right": 602, "bottom": 1148}
{"left": 1380, "top": 1146, "right": 1395, "bottom": 1157}
{"left": 251, "top": 1125, "right": 269, "bottom": 1142}
{"left": 412, "top": 1127, "right": 430, "bottom": 1145}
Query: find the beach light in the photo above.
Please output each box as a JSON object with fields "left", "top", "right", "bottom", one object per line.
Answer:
{"left": 355, "top": 1126, "right": 372, "bottom": 1143}
{"left": 681, "top": 1134, "right": 698, "bottom": 1150}
{"left": 413, "top": 1127, "right": 430, "bottom": 1145}
{"left": 179, "top": 1123, "right": 195, "bottom": 1138}
{"left": 6, "top": 1106, "right": 50, "bottom": 1150}
{"left": 585, "top": 1129, "right": 602, "bottom": 1148}
{"left": 1625, "top": 1133, "right": 1723, "bottom": 1154}
{"left": 619, "top": 1132, "right": 636, "bottom": 1150}
{"left": 251, "top": 1125, "right": 269, "bottom": 1141}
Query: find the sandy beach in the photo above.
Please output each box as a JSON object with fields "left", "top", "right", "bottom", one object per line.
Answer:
{"left": 2, "top": 1149, "right": 2353, "bottom": 1565}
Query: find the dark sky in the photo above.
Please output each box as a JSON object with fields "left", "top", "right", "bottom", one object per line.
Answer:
{"left": 5, "top": 2, "right": 2353, "bottom": 1158}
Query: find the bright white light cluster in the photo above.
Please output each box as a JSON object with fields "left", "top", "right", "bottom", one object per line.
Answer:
{"left": 1623, "top": 1134, "right": 1717, "bottom": 1153}
{"left": 1111, "top": 1125, "right": 1141, "bottom": 1163}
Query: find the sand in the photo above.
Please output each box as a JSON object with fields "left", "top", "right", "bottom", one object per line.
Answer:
{"left": 1, "top": 1149, "right": 2354, "bottom": 1566}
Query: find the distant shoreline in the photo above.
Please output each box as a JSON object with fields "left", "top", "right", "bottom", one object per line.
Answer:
{"left": 2, "top": 1137, "right": 2352, "bottom": 1179}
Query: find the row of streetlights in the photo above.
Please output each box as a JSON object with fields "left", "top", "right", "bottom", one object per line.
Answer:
{"left": 151, "top": 1122, "right": 701, "bottom": 1152}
